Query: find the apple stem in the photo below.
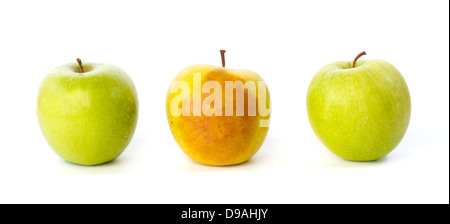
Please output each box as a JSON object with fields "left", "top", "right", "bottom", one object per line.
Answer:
{"left": 220, "top": 50, "right": 226, "bottom": 68}
{"left": 77, "top": 58, "right": 85, "bottom": 73}
{"left": 352, "top": 51, "right": 366, "bottom": 68}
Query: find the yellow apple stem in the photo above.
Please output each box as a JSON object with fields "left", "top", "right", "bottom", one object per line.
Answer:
{"left": 77, "top": 58, "right": 85, "bottom": 73}
{"left": 220, "top": 50, "right": 226, "bottom": 68}
{"left": 352, "top": 51, "right": 366, "bottom": 68}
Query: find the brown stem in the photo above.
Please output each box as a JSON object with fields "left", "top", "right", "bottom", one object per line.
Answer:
{"left": 352, "top": 51, "right": 366, "bottom": 68}
{"left": 220, "top": 50, "right": 226, "bottom": 68}
{"left": 77, "top": 58, "right": 85, "bottom": 73}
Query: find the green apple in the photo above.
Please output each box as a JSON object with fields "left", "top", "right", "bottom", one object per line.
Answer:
{"left": 306, "top": 52, "right": 411, "bottom": 161}
{"left": 37, "top": 59, "right": 138, "bottom": 165}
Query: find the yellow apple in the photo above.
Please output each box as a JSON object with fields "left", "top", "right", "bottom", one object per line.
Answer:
{"left": 166, "top": 50, "right": 271, "bottom": 166}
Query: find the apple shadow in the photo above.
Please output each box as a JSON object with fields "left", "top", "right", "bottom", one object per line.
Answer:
{"left": 57, "top": 155, "right": 129, "bottom": 175}
{"left": 64, "top": 157, "right": 122, "bottom": 167}
{"left": 182, "top": 155, "right": 262, "bottom": 172}
{"left": 325, "top": 153, "right": 390, "bottom": 169}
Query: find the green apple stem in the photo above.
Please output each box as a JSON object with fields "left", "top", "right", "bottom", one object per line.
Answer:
{"left": 77, "top": 58, "right": 85, "bottom": 73}
{"left": 352, "top": 51, "right": 366, "bottom": 68}
{"left": 220, "top": 50, "right": 226, "bottom": 68}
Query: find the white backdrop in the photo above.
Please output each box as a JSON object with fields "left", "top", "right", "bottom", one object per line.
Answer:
{"left": 0, "top": 0, "right": 448, "bottom": 204}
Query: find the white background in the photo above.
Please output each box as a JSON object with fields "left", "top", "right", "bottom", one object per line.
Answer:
{"left": 0, "top": 0, "right": 448, "bottom": 204}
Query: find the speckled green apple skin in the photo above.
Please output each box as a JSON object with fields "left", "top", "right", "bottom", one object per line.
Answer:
{"left": 37, "top": 62, "right": 138, "bottom": 165}
{"left": 307, "top": 60, "right": 411, "bottom": 161}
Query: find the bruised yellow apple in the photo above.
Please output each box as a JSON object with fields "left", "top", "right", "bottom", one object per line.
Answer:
{"left": 166, "top": 50, "right": 271, "bottom": 166}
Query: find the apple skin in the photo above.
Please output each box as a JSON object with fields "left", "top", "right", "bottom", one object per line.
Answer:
{"left": 307, "top": 59, "right": 411, "bottom": 161}
{"left": 166, "top": 64, "right": 270, "bottom": 166}
{"left": 37, "top": 62, "right": 138, "bottom": 165}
